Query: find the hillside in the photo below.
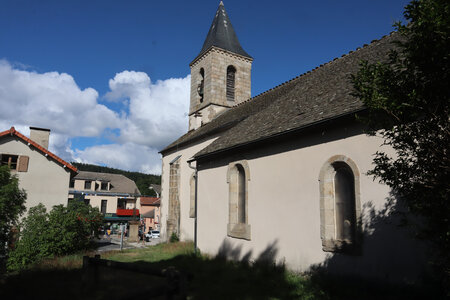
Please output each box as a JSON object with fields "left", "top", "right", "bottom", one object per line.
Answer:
{"left": 71, "top": 162, "right": 161, "bottom": 196}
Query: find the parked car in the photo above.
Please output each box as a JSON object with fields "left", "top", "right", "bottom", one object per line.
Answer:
{"left": 145, "top": 230, "right": 160, "bottom": 239}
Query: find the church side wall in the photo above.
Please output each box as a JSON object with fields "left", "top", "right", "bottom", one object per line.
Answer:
{"left": 196, "top": 125, "right": 428, "bottom": 282}
{"left": 0, "top": 136, "right": 71, "bottom": 214}
{"left": 160, "top": 136, "right": 218, "bottom": 242}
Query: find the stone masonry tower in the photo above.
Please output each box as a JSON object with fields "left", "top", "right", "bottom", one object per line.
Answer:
{"left": 189, "top": 1, "right": 253, "bottom": 130}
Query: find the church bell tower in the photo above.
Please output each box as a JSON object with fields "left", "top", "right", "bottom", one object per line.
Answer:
{"left": 189, "top": 1, "right": 253, "bottom": 130}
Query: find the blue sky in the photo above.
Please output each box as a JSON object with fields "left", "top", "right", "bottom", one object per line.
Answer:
{"left": 0, "top": 0, "right": 410, "bottom": 174}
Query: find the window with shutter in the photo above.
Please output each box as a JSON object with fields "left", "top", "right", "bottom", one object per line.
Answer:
{"left": 17, "top": 156, "right": 29, "bottom": 172}
{"left": 226, "top": 66, "right": 236, "bottom": 101}
{"left": 197, "top": 68, "right": 205, "bottom": 103}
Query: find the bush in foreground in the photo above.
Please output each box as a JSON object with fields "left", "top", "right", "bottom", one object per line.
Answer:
{"left": 0, "top": 165, "right": 26, "bottom": 268}
{"left": 7, "top": 201, "right": 103, "bottom": 271}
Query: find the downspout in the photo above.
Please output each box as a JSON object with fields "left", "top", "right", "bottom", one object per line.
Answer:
{"left": 188, "top": 160, "right": 198, "bottom": 254}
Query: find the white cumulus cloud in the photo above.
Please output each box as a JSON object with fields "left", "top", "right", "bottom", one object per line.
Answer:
{"left": 0, "top": 60, "right": 191, "bottom": 174}
{"left": 106, "top": 71, "right": 190, "bottom": 149}
{"left": 73, "top": 143, "right": 162, "bottom": 175}
{"left": 0, "top": 60, "right": 121, "bottom": 137}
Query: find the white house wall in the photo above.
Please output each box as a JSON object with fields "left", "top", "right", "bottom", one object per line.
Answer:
{"left": 0, "top": 136, "right": 71, "bottom": 213}
{"left": 161, "top": 136, "right": 218, "bottom": 241}
{"left": 196, "top": 124, "right": 427, "bottom": 282}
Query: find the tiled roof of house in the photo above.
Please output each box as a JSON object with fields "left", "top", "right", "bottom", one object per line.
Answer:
{"left": 192, "top": 1, "right": 251, "bottom": 64}
{"left": 72, "top": 171, "right": 140, "bottom": 195}
{"left": 0, "top": 126, "right": 78, "bottom": 173}
{"left": 161, "top": 32, "right": 398, "bottom": 158}
{"left": 149, "top": 184, "right": 161, "bottom": 195}
{"left": 140, "top": 197, "right": 160, "bottom": 206}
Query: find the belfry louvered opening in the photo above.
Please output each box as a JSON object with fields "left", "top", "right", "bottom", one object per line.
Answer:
{"left": 226, "top": 65, "right": 236, "bottom": 101}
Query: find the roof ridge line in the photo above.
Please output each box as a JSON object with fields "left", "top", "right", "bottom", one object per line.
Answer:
{"left": 233, "top": 31, "right": 396, "bottom": 108}
{"left": 0, "top": 126, "right": 78, "bottom": 173}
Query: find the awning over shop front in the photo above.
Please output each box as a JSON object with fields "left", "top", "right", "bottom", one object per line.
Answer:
{"left": 104, "top": 213, "right": 139, "bottom": 222}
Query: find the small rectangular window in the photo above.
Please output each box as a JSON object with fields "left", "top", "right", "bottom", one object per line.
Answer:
{"left": 1, "top": 154, "right": 19, "bottom": 170}
{"left": 84, "top": 198, "right": 90, "bottom": 206}
{"left": 101, "top": 182, "right": 108, "bottom": 190}
{"left": 84, "top": 180, "right": 92, "bottom": 190}
{"left": 69, "top": 180, "right": 75, "bottom": 188}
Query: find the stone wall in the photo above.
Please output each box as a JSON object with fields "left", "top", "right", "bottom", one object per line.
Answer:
{"left": 166, "top": 158, "right": 181, "bottom": 238}
{"left": 189, "top": 47, "right": 252, "bottom": 130}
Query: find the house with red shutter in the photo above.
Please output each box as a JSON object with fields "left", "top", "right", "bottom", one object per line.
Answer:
{"left": 0, "top": 126, "right": 77, "bottom": 213}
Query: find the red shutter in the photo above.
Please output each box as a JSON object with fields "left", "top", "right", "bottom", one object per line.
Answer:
{"left": 18, "top": 156, "right": 29, "bottom": 172}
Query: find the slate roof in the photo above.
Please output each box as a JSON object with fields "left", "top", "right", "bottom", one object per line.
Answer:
{"left": 0, "top": 126, "right": 78, "bottom": 174}
{"left": 72, "top": 171, "right": 140, "bottom": 195}
{"left": 149, "top": 184, "right": 161, "bottom": 195}
{"left": 193, "top": 1, "right": 251, "bottom": 63}
{"left": 161, "top": 33, "right": 398, "bottom": 158}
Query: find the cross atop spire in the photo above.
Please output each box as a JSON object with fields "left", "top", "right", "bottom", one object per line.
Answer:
{"left": 194, "top": 2, "right": 251, "bottom": 61}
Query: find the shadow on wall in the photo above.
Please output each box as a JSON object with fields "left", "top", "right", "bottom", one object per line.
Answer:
{"left": 309, "top": 193, "right": 435, "bottom": 292}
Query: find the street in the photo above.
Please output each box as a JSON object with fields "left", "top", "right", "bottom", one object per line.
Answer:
{"left": 95, "top": 235, "right": 163, "bottom": 252}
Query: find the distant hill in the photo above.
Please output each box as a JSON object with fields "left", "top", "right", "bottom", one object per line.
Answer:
{"left": 71, "top": 162, "right": 161, "bottom": 196}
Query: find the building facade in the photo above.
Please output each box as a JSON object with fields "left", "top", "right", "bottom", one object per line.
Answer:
{"left": 0, "top": 126, "right": 77, "bottom": 213}
{"left": 160, "top": 2, "right": 428, "bottom": 283}
{"left": 140, "top": 196, "right": 161, "bottom": 232}
{"left": 68, "top": 171, "right": 141, "bottom": 225}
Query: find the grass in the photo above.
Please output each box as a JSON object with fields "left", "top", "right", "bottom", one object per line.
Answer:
{"left": 0, "top": 242, "right": 443, "bottom": 300}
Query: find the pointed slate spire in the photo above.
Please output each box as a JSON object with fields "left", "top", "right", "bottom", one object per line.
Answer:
{"left": 196, "top": 2, "right": 251, "bottom": 60}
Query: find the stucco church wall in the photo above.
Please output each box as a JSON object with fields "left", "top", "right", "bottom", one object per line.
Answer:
{"left": 160, "top": 136, "right": 218, "bottom": 241}
{"left": 0, "top": 136, "right": 71, "bottom": 213}
{"left": 196, "top": 123, "right": 427, "bottom": 282}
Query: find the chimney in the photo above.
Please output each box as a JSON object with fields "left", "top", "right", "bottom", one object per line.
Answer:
{"left": 29, "top": 127, "right": 51, "bottom": 149}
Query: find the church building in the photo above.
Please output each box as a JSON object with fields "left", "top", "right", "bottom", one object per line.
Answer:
{"left": 160, "top": 2, "right": 427, "bottom": 282}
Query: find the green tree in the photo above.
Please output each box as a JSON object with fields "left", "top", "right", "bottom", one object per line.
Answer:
{"left": 352, "top": 0, "right": 449, "bottom": 284}
{"left": 0, "top": 165, "right": 26, "bottom": 264}
{"left": 7, "top": 202, "right": 103, "bottom": 271}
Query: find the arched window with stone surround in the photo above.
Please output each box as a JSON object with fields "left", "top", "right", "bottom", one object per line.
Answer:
{"left": 226, "top": 65, "right": 236, "bottom": 101}
{"left": 319, "top": 155, "right": 361, "bottom": 252}
{"left": 197, "top": 68, "right": 205, "bottom": 103}
{"left": 227, "top": 160, "right": 251, "bottom": 240}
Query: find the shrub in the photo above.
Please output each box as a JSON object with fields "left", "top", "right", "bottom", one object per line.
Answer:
{"left": 170, "top": 232, "right": 179, "bottom": 243}
{"left": 7, "top": 201, "right": 103, "bottom": 271}
{"left": 0, "top": 165, "right": 26, "bottom": 264}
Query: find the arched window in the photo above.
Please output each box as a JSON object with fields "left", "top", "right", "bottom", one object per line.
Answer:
{"left": 197, "top": 68, "right": 205, "bottom": 103}
{"left": 319, "top": 156, "right": 361, "bottom": 252}
{"left": 237, "top": 164, "right": 246, "bottom": 224}
{"left": 334, "top": 164, "right": 356, "bottom": 242}
{"left": 226, "top": 65, "right": 236, "bottom": 102}
{"left": 227, "top": 160, "right": 251, "bottom": 240}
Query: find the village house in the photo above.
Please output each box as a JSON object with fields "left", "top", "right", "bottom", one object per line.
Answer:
{"left": 159, "top": 2, "right": 428, "bottom": 283}
{"left": 68, "top": 171, "right": 141, "bottom": 230}
{"left": 140, "top": 196, "right": 161, "bottom": 232}
{"left": 0, "top": 126, "right": 77, "bottom": 213}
